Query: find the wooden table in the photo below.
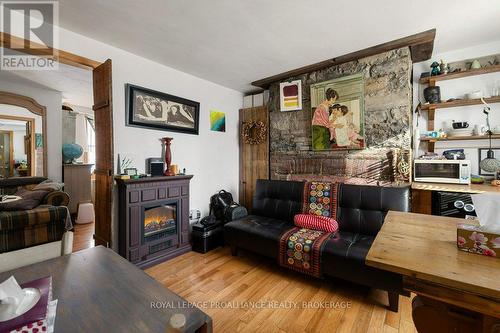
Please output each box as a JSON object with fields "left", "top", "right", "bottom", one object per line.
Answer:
{"left": 0, "top": 246, "right": 212, "bottom": 332}
{"left": 366, "top": 211, "right": 500, "bottom": 332}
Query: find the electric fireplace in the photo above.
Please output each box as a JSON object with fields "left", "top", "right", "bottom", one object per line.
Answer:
{"left": 143, "top": 203, "right": 177, "bottom": 242}
{"left": 116, "top": 175, "right": 193, "bottom": 268}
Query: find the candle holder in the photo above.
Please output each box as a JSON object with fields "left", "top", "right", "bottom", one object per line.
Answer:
{"left": 160, "top": 137, "right": 174, "bottom": 176}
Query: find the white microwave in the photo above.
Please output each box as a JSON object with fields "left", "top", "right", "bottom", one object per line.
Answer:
{"left": 414, "top": 159, "right": 471, "bottom": 184}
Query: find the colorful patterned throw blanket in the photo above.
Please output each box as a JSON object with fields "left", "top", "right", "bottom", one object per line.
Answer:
{"left": 302, "top": 181, "right": 339, "bottom": 219}
{"left": 278, "top": 181, "right": 339, "bottom": 277}
{"left": 279, "top": 227, "right": 333, "bottom": 277}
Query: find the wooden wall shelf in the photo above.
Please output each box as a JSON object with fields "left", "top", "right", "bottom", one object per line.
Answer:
{"left": 419, "top": 65, "right": 500, "bottom": 85}
{"left": 420, "top": 134, "right": 500, "bottom": 142}
{"left": 418, "top": 59, "right": 500, "bottom": 153}
{"left": 421, "top": 96, "right": 500, "bottom": 110}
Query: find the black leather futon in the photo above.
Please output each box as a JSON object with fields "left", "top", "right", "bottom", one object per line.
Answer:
{"left": 224, "top": 179, "right": 410, "bottom": 311}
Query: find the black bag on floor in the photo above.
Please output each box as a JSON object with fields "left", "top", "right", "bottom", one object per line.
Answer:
{"left": 209, "top": 190, "right": 247, "bottom": 223}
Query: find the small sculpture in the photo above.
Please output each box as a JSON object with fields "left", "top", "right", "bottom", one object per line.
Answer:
{"left": 471, "top": 59, "right": 481, "bottom": 69}
{"left": 439, "top": 60, "right": 448, "bottom": 74}
{"left": 430, "top": 61, "right": 440, "bottom": 76}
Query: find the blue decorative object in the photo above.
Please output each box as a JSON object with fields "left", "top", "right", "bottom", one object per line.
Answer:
{"left": 62, "top": 143, "right": 83, "bottom": 164}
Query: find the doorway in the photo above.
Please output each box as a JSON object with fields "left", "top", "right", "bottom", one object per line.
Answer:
{"left": 0, "top": 115, "right": 42, "bottom": 178}
{"left": 1, "top": 32, "right": 114, "bottom": 248}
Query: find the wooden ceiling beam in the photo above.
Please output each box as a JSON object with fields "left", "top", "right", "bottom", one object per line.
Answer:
{"left": 251, "top": 29, "right": 436, "bottom": 89}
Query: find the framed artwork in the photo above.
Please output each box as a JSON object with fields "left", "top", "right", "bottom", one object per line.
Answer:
{"left": 478, "top": 148, "right": 500, "bottom": 176}
{"left": 125, "top": 84, "right": 200, "bottom": 135}
{"left": 124, "top": 167, "right": 138, "bottom": 176}
{"left": 210, "top": 110, "right": 226, "bottom": 132}
{"left": 279, "top": 80, "right": 302, "bottom": 111}
{"left": 310, "top": 74, "right": 365, "bottom": 151}
{"left": 35, "top": 133, "right": 43, "bottom": 148}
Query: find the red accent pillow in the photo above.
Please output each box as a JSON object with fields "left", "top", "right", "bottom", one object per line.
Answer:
{"left": 294, "top": 214, "right": 338, "bottom": 233}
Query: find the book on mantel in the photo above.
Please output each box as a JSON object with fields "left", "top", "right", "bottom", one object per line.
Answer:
{"left": 0, "top": 276, "right": 52, "bottom": 333}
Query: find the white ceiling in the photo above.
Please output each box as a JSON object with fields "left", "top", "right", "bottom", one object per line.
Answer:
{"left": 58, "top": 0, "right": 500, "bottom": 92}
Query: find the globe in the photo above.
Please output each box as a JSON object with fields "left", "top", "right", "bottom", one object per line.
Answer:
{"left": 62, "top": 143, "right": 83, "bottom": 164}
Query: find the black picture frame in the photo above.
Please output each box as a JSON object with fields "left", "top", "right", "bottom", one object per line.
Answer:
{"left": 478, "top": 147, "right": 500, "bottom": 176}
{"left": 125, "top": 84, "right": 200, "bottom": 135}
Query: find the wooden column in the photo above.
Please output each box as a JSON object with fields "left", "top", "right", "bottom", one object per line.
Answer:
{"left": 239, "top": 106, "right": 269, "bottom": 211}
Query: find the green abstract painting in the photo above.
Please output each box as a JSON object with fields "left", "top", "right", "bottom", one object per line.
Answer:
{"left": 210, "top": 110, "right": 225, "bottom": 132}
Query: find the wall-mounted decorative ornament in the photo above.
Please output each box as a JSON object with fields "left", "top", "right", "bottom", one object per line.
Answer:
{"left": 242, "top": 121, "right": 267, "bottom": 145}
{"left": 279, "top": 80, "right": 302, "bottom": 111}
{"left": 310, "top": 74, "right": 365, "bottom": 151}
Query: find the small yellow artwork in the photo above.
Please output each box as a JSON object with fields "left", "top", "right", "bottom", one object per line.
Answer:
{"left": 210, "top": 110, "right": 225, "bottom": 132}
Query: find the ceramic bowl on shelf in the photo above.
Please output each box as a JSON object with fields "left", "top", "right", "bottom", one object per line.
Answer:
{"left": 447, "top": 128, "right": 474, "bottom": 137}
{"left": 467, "top": 91, "right": 483, "bottom": 99}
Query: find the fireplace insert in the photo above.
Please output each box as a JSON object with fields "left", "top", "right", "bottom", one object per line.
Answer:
{"left": 142, "top": 202, "right": 177, "bottom": 243}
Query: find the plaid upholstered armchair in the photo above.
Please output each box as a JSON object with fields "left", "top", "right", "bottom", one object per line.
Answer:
{"left": 0, "top": 177, "right": 73, "bottom": 272}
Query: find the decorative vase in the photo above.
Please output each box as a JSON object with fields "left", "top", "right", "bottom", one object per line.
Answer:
{"left": 62, "top": 143, "right": 83, "bottom": 164}
{"left": 161, "top": 137, "right": 174, "bottom": 176}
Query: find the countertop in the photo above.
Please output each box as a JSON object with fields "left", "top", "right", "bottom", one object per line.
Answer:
{"left": 411, "top": 181, "right": 500, "bottom": 194}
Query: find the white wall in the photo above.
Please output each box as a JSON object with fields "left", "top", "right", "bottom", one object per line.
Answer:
{"left": 0, "top": 81, "right": 62, "bottom": 180}
{"left": 56, "top": 27, "right": 242, "bottom": 247}
{"left": 413, "top": 40, "right": 500, "bottom": 175}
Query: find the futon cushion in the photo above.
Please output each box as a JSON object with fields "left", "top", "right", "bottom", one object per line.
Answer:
{"left": 252, "top": 180, "right": 304, "bottom": 222}
{"left": 224, "top": 215, "right": 293, "bottom": 259}
{"left": 294, "top": 214, "right": 338, "bottom": 233}
{"left": 0, "top": 189, "right": 49, "bottom": 211}
{"left": 321, "top": 230, "right": 403, "bottom": 292}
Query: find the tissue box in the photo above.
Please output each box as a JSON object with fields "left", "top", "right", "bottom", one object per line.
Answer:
{"left": 457, "top": 223, "right": 500, "bottom": 259}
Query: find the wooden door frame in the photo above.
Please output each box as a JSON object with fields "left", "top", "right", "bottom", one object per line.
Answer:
{"left": 1, "top": 32, "right": 115, "bottom": 247}
{"left": 1, "top": 32, "right": 101, "bottom": 70}
{"left": 0, "top": 94, "right": 46, "bottom": 177}
{"left": 0, "top": 130, "right": 14, "bottom": 177}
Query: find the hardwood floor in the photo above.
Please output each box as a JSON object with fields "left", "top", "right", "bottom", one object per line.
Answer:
{"left": 72, "top": 221, "right": 95, "bottom": 252}
{"left": 146, "top": 247, "right": 417, "bottom": 333}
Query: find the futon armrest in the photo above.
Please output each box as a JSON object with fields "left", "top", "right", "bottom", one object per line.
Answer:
{"left": 43, "top": 191, "right": 70, "bottom": 207}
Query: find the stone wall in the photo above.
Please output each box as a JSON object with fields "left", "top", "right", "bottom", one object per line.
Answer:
{"left": 268, "top": 47, "right": 413, "bottom": 184}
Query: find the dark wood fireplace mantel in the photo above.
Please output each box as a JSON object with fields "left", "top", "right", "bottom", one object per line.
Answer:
{"left": 116, "top": 175, "right": 193, "bottom": 268}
